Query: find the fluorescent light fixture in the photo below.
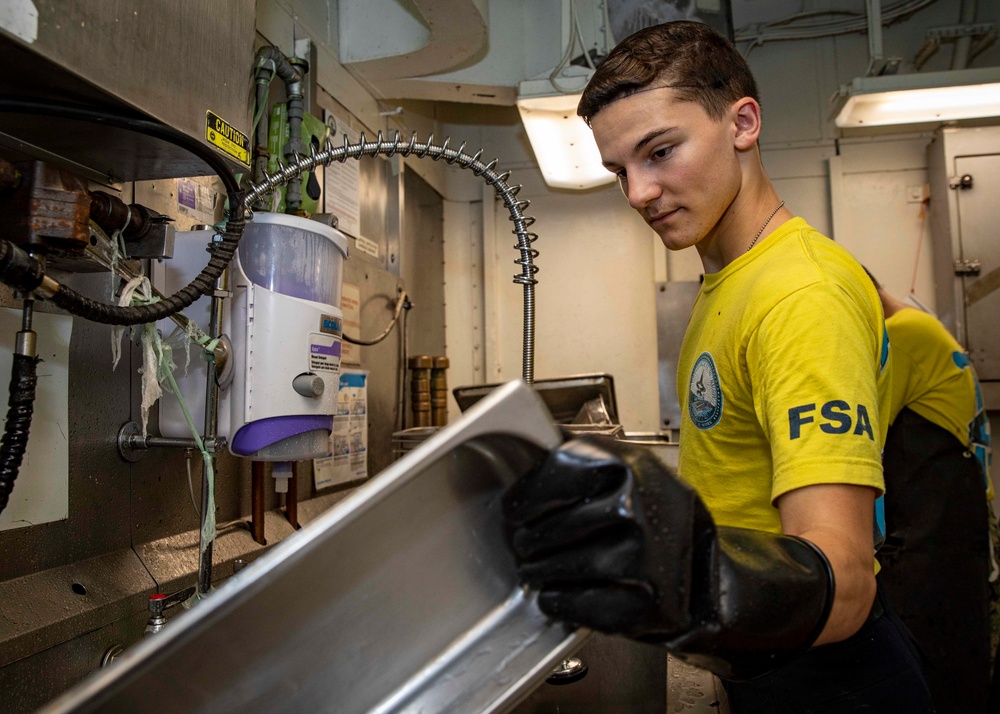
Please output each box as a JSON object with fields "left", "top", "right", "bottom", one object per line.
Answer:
{"left": 516, "top": 77, "right": 615, "bottom": 190}
{"left": 834, "top": 67, "right": 1000, "bottom": 128}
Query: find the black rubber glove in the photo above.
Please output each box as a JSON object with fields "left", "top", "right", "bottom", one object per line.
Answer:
{"left": 503, "top": 435, "right": 836, "bottom": 680}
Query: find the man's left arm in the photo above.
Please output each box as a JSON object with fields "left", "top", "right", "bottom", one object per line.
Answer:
{"left": 752, "top": 280, "right": 886, "bottom": 645}
{"left": 778, "top": 483, "right": 878, "bottom": 644}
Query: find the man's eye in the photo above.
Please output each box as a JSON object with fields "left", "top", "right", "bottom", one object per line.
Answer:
{"left": 652, "top": 146, "right": 672, "bottom": 160}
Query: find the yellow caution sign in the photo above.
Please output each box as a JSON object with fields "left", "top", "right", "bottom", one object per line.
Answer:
{"left": 205, "top": 111, "right": 251, "bottom": 168}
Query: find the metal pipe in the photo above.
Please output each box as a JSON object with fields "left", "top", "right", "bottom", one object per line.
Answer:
{"left": 284, "top": 65, "right": 307, "bottom": 213}
{"left": 344, "top": 290, "right": 407, "bottom": 346}
{"left": 131, "top": 435, "right": 208, "bottom": 450}
{"left": 397, "top": 299, "right": 410, "bottom": 432}
{"left": 251, "top": 461, "right": 267, "bottom": 545}
{"left": 254, "top": 46, "right": 300, "bottom": 86}
{"left": 89, "top": 191, "right": 154, "bottom": 239}
{"left": 287, "top": 462, "right": 299, "bottom": 529}
{"left": 252, "top": 47, "right": 302, "bottom": 205}
{"left": 253, "top": 78, "right": 271, "bottom": 193}
{"left": 913, "top": 37, "right": 940, "bottom": 70}
{"left": 196, "top": 264, "right": 227, "bottom": 595}
{"left": 116, "top": 423, "right": 227, "bottom": 461}
{"left": 952, "top": 0, "right": 977, "bottom": 69}
{"left": 20, "top": 297, "right": 31, "bottom": 330}
{"left": 865, "top": 0, "right": 884, "bottom": 74}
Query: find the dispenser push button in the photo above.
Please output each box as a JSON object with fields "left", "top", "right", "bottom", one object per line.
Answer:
{"left": 293, "top": 373, "right": 325, "bottom": 398}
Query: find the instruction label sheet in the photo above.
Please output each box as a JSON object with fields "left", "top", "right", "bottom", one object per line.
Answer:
{"left": 314, "top": 369, "right": 368, "bottom": 489}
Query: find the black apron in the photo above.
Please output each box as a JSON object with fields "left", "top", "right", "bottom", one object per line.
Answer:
{"left": 880, "top": 407, "right": 991, "bottom": 714}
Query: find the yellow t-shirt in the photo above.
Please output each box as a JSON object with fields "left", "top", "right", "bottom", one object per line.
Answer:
{"left": 885, "top": 307, "right": 993, "bottom": 498}
{"left": 677, "top": 217, "right": 889, "bottom": 534}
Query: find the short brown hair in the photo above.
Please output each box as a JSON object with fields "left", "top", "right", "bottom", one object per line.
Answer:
{"left": 578, "top": 21, "right": 759, "bottom": 124}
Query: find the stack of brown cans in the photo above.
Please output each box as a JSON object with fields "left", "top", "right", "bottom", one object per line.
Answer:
{"left": 408, "top": 355, "right": 450, "bottom": 428}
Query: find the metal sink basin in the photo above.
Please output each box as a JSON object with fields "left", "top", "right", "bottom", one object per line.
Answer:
{"left": 40, "top": 381, "right": 586, "bottom": 714}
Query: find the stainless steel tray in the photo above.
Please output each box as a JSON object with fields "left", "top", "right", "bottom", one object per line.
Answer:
{"left": 453, "top": 374, "right": 619, "bottom": 425}
{"left": 41, "top": 381, "right": 586, "bottom": 714}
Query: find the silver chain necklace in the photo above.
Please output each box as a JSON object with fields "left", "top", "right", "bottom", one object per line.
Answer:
{"left": 746, "top": 200, "right": 785, "bottom": 253}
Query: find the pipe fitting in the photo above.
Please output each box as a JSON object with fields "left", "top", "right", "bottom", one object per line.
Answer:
{"left": 14, "top": 330, "right": 35, "bottom": 358}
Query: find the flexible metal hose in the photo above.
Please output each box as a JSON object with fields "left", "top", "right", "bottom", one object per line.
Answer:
{"left": 344, "top": 290, "right": 409, "bottom": 347}
{"left": 245, "top": 130, "right": 539, "bottom": 384}
{"left": 0, "top": 353, "right": 38, "bottom": 515}
{"left": 49, "top": 225, "right": 242, "bottom": 325}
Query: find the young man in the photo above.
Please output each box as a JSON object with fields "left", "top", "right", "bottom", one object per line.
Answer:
{"left": 871, "top": 274, "right": 993, "bottom": 713}
{"left": 504, "top": 21, "right": 933, "bottom": 712}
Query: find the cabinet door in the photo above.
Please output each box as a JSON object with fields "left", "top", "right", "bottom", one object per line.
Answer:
{"left": 957, "top": 153, "right": 1000, "bottom": 380}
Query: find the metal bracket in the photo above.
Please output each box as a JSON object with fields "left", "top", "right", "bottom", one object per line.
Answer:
{"left": 954, "top": 258, "right": 982, "bottom": 276}
{"left": 927, "top": 22, "right": 994, "bottom": 40}
{"left": 949, "top": 174, "right": 974, "bottom": 190}
{"left": 868, "top": 57, "right": 902, "bottom": 77}
{"left": 117, "top": 421, "right": 145, "bottom": 462}
{"left": 214, "top": 334, "right": 234, "bottom": 390}
{"left": 124, "top": 220, "right": 175, "bottom": 260}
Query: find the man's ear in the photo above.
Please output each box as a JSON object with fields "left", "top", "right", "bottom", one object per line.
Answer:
{"left": 732, "top": 98, "right": 762, "bottom": 150}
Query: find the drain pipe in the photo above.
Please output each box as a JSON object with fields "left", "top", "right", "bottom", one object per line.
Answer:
{"left": 952, "top": 0, "right": 978, "bottom": 69}
{"left": 251, "top": 461, "right": 267, "bottom": 545}
{"left": 287, "top": 462, "right": 300, "bottom": 529}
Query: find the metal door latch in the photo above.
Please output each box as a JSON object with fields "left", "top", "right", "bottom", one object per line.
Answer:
{"left": 949, "top": 174, "right": 974, "bottom": 190}
{"left": 954, "top": 258, "right": 982, "bottom": 276}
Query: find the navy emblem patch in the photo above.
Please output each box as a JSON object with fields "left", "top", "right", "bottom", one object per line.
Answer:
{"left": 689, "top": 352, "right": 723, "bottom": 429}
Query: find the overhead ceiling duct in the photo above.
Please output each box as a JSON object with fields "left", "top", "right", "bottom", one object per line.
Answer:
{"left": 339, "top": 0, "right": 491, "bottom": 101}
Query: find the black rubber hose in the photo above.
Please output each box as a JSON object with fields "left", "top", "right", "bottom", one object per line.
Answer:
{"left": 0, "top": 98, "right": 247, "bottom": 326}
{"left": 48, "top": 222, "right": 243, "bottom": 325}
{"left": 0, "top": 354, "right": 39, "bottom": 515}
{"left": 0, "top": 240, "right": 44, "bottom": 293}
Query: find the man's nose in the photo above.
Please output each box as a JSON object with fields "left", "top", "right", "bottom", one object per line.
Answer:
{"left": 625, "top": 171, "right": 660, "bottom": 212}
